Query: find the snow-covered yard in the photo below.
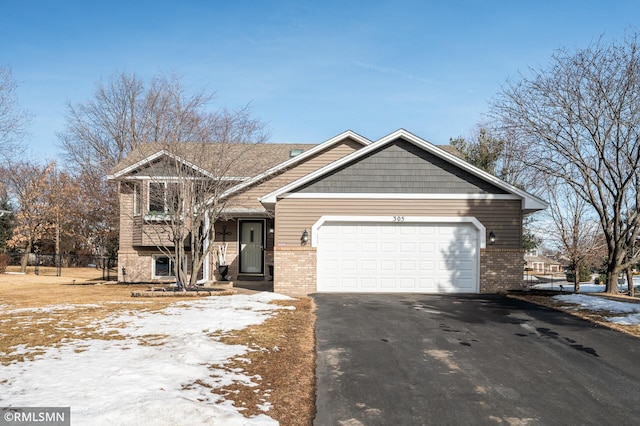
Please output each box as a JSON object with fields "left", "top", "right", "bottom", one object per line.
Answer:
{"left": 0, "top": 292, "right": 293, "bottom": 425}
{"left": 530, "top": 280, "right": 640, "bottom": 328}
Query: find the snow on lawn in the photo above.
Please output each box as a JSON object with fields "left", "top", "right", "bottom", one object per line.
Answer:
{"left": 0, "top": 292, "right": 294, "bottom": 425}
{"left": 553, "top": 293, "right": 640, "bottom": 326}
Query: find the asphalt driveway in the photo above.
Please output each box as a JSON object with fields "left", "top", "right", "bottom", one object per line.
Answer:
{"left": 313, "top": 294, "right": 640, "bottom": 426}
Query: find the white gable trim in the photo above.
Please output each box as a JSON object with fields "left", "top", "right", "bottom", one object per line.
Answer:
{"left": 219, "top": 130, "right": 371, "bottom": 200}
{"left": 280, "top": 193, "right": 521, "bottom": 200}
{"left": 107, "top": 150, "right": 217, "bottom": 180}
{"left": 260, "top": 129, "right": 547, "bottom": 212}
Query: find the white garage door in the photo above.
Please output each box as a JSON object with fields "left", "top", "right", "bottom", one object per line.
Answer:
{"left": 317, "top": 221, "right": 479, "bottom": 293}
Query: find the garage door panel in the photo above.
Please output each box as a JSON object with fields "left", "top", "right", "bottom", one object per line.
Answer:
{"left": 341, "top": 278, "right": 358, "bottom": 289}
{"left": 324, "top": 259, "right": 339, "bottom": 270}
{"left": 361, "top": 242, "right": 377, "bottom": 253}
{"left": 418, "top": 277, "right": 436, "bottom": 289}
{"left": 361, "top": 259, "right": 377, "bottom": 270}
{"left": 456, "top": 260, "right": 475, "bottom": 270}
{"left": 380, "top": 278, "right": 397, "bottom": 289}
{"left": 317, "top": 222, "right": 479, "bottom": 293}
{"left": 361, "top": 226, "right": 377, "bottom": 235}
{"left": 399, "top": 226, "right": 417, "bottom": 236}
{"left": 400, "top": 242, "right": 416, "bottom": 252}
{"left": 360, "top": 277, "right": 377, "bottom": 288}
{"left": 399, "top": 260, "right": 416, "bottom": 271}
{"left": 380, "top": 242, "right": 396, "bottom": 253}
{"left": 380, "top": 226, "right": 396, "bottom": 235}
{"left": 342, "top": 259, "right": 358, "bottom": 272}
{"left": 419, "top": 242, "right": 435, "bottom": 253}
{"left": 419, "top": 260, "right": 435, "bottom": 270}
{"left": 399, "top": 278, "right": 416, "bottom": 289}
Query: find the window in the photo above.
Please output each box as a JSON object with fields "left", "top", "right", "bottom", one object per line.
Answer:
{"left": 148, "top": 182, "right": 165, "bottom": 214}
{"left": 133, "top": 182, "right": 141, "bottom": 216}
{"left": 153, "top": 255, "right": 175, "bottom": 278}
{"left": 147, "top": 181, "right": 182, "bottom": 215}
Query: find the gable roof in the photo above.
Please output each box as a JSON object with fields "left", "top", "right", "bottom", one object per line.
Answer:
{"left": 219, "top": 130, "right": 371, "bottom": 199}
{"left": 107, "top": 142, "right": 318, "bottom": 180}
{"left": 260, "top": 129, "right": 548, "bottom": 213}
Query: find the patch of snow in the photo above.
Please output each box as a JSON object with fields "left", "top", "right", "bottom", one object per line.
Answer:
{"left": 553, "top": 294, "right": 640, "bottom": 326}
{"left": 257, "top": 401, "right": 272, "bottom": 412}
{"left": 532, "top": 283, "right": 605, "bottom": 293}
{"left": 0, "top": 292, "right": 289, "bottom": 425}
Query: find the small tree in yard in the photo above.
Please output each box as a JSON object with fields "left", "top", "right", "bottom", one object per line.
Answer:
{"left": 5, "top": 161, "right": 55, "bottom": 272}
{"left": 140, "top": 108, "right": 268, "bottom": 288}
{"left": 490, "top": 33, "right": 640, "bottom": 294}
{"left": 542, "top": 177, "right": 602, "bottom": 293}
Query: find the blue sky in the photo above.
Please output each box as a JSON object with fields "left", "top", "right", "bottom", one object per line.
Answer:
{"left": 1, "top": 0, "right": 638, "bottom": 161}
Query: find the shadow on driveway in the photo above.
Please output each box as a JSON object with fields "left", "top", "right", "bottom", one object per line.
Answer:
{"left": 313, "top": 293, "right": 640, "bottom": 425}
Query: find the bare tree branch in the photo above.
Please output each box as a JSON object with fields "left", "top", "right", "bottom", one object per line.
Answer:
{"left": 490, "top": 33, "right": 640, "bottom": 293}
{"left": 0, "top": 65, "right": 31, "bottom": 162}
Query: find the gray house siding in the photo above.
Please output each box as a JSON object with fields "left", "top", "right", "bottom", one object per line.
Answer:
{"left": 295, "top": 138, "right": 508, "bottom": 194}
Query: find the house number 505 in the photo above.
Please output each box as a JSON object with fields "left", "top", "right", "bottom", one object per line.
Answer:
{"left": 393, "top": 216, "right": 405, "bottom": 222}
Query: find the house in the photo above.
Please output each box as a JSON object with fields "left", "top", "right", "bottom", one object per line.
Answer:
{"left": 108, "top": 129, "right": 547, "bottom": 296}
{"left": 524, "top": 248, "right": 563, "bottom": 273}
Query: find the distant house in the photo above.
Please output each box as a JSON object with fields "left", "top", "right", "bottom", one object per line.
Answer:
{"left": 108, "top": 129, "right": 547, "bottom": 295}
{"left": 524, "top": 248, "right": 562, "bottom": 273}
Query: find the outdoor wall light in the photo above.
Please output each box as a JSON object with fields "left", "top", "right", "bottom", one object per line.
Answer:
{"left": 301, "top": 229, "right": 309, "bottom": 245}
{"left": 489, "top": 230, "right": 496, "bottom": 245}
{"left": 269, "top": 227, "right": 275, "bottom": 234}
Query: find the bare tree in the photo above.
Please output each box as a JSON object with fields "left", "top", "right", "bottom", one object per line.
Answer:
{"left": 59, "top": 71, "right": 219, "bottom": 175}
{"left": 5, "top": 162, "right": 55, "bottom": 271}
{"left": 540, "top": 177, "right": 602, "bottom": 293}
{"left": 74, "top": 168, "right": 119, "bottom": 257}
{"left": 0, "top": 65, "right": 31, "bottom": 162}
{"left": 58, "top": 71, "right": 250, "bottom": 261}
{"left": 490, "top": 33, "right": 640, "bottom": 294}
{"left": 44, "top": 167, "right": 88, "bottom": 262}
{"left": 133, "top": 110, "right": 268, "bottom": 288}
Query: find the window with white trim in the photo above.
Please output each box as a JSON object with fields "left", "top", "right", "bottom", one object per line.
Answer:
{"left": 147, "top": 181, "right": 181, "bottom": 215}
{"left": 153, "top": 255, "right": 175, "bottom": 278}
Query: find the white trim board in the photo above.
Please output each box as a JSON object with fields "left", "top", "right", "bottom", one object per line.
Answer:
{"left": 108, "top": 150, "right": 219, "bottom": 180}
{"left": 260, "top": 129, "right": 547, "bottom": 212}
{"left": 280, "top": 193, "right": 521, "bottom": 200}
{"left": 311, "top": 215, "right": 487, "bottom": 248}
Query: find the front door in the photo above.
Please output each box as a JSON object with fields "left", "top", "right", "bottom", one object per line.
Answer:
{"left": 239, "top": 220, "right": 264, "bottom": 274}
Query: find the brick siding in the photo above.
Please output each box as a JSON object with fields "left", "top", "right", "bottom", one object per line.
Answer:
{"left": 274, "top": 246, "right": 317, "bottom": 296}
{"left": 274, "top": 246, "right": 524, "bottom": 296}
{"left": 480, "top": 248, "right": 525, "bottom": 293}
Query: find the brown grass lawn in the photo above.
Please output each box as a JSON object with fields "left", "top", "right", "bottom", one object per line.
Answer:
{"left": 0, "top": 268, "right": 316, "bottom": 425}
